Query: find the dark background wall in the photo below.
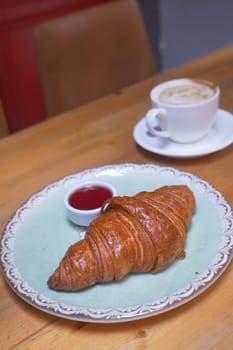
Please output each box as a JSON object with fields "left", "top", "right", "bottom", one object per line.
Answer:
{"left": 140, "top": 0, "right": 233, "bottom": 71}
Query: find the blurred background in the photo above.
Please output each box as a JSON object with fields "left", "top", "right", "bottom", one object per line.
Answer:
{"left": 154, "top": 0, "right": 233, "bottom": 70}
{"left": 0, "top": 0, "right": 232, "bottom": 136}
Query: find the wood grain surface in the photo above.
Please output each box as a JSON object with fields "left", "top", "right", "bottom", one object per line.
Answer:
{"left": 0, "top": 45, "right": 233, "bottom": 350}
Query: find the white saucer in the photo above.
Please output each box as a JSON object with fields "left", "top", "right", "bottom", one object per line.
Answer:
{"left": 133, "top": 108, "right": 233, "bottom": 158}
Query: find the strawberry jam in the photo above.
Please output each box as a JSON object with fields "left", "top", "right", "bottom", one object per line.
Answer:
{"left": 68, "top": 185, "right": 112, "bottom": 210}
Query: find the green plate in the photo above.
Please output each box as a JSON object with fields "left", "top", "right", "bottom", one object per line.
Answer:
{"left": 1, "top": 164, "right": 233, "bottom": 323}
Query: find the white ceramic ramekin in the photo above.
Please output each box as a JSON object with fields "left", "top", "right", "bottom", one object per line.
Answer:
{"left": 64, "top": 180, "right": 117, "bottom": 226}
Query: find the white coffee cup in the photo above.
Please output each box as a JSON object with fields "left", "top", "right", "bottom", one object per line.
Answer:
{"left": 145, "top": 78, "right": 220, "bottom": 143}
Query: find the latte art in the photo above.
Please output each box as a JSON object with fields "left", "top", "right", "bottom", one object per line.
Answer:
{"left": 158, "top": 83, "right": 216, "bottom": 105}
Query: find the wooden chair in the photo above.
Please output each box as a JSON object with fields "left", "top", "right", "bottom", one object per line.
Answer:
{"left": 0, "top": 99, "right": 8, "bottom": 138}
{"left": 34, "top": 0, "right": 157, "bottom": 118}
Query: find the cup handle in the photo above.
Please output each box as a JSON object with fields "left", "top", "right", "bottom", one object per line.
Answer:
{"left": 145, "top": 108, "right": 169, "bottom": 138}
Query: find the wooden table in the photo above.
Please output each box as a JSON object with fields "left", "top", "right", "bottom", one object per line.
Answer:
{"left": 1, "top": 45, "right": 233, "bottom": 350}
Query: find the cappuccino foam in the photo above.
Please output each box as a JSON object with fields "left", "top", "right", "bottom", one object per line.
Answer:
{"left": 158, "top": 82, "right": 215, "bottom": 105}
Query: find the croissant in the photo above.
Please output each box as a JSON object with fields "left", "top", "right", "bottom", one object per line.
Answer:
{"left": 48, "top": 185, "right": 195, "bottom": 291}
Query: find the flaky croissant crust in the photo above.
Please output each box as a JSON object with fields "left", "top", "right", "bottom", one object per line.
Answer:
{"left": 48, "top": 185, "right": 196, "bottom": 291}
